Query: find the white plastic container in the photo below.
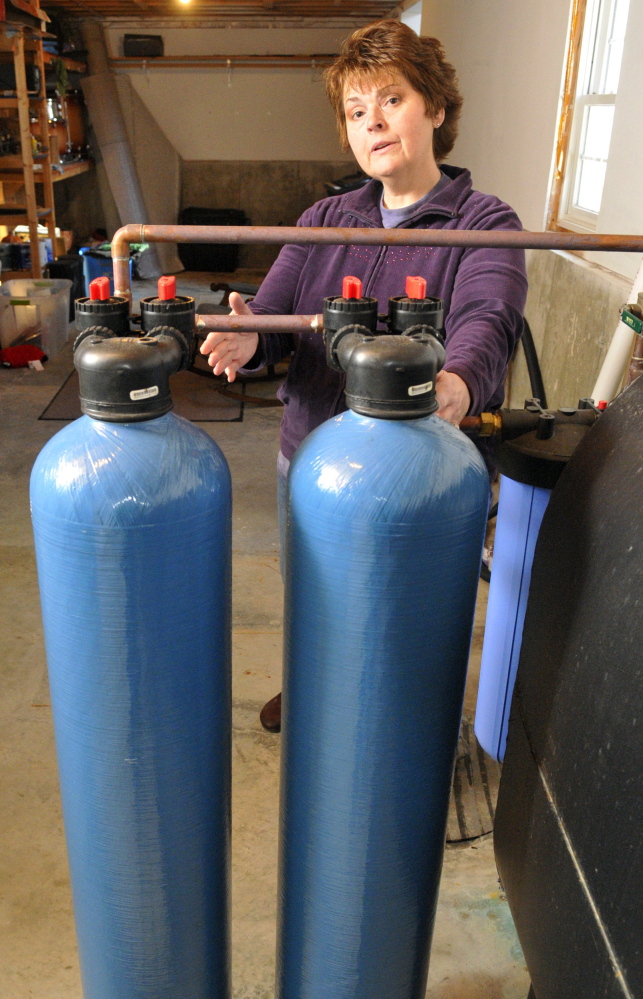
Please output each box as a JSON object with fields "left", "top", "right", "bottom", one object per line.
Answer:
{"left": 0, "top": 279, "right": 72, "bottom": 357}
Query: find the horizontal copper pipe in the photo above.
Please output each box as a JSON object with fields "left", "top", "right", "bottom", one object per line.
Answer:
{"left": 197, "top": 313, "right": 322, "bottom": 335}
{"left": 112, "top": 223, "right": 643, "bottom": 302}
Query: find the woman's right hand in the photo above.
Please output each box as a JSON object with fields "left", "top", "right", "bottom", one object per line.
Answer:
{"left": 200, "top": 291, "right": 259, "bottom": 383}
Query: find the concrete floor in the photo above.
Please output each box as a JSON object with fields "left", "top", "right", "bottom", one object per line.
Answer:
{"left": 0, "top": 273, "right": 530, "bottom": 999}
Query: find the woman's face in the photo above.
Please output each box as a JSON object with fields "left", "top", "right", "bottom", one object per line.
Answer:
{"left": 343, "top": 72, "right": 444, "bottom": 186}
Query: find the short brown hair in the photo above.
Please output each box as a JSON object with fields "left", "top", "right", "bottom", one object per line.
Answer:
{"left": 324, "top": 19, "right": 462, "bottom": 163}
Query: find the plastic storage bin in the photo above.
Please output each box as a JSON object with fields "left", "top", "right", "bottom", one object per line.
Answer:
{"left": 0, "top": 278, "right": 72, "bottom": 357}
{"left": 79, "top": 247, "right": 133, "bottom": 297}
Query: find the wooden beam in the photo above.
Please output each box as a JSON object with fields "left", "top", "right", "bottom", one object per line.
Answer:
{"left": 12, "top": 31, "right": 41, "bottom": 277}
{"left": 30, "top": 0, "right": 394, "bottom": 15}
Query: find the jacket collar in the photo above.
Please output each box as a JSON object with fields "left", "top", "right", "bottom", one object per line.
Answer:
{"left": 338, "top": 164, "right": 472, "bottom": 227}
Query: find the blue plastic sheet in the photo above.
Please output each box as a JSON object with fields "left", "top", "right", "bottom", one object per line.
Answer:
{"left": 30, "top": 412, "right": 232, "bottom": 999}
{"left": 475, "top": 476, "right": 551, "bottom": 762}
{"left": 277, "top": 409, "right": 489, "bottom": 999}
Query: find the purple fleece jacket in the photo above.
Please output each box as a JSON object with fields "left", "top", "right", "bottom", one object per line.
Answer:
{"left": 245, "top": 164, "right": 527, "bottom": 463}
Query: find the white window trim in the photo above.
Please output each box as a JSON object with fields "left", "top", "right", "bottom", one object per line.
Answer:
{"left": 559, "top": 91, "right": 615, "bottom": 231}
{"left": 556, "top": 0, "right": 628, "bottom": 232}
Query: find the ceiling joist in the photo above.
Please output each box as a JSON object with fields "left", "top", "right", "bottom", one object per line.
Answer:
{"left": 43, "top": 0, "right": 398, "bottom": 22}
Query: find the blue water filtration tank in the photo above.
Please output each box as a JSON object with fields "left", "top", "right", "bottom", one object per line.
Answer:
{"left": 475, "top": 476, "right": 550, "bottom": 762}
{"left": 277, "top": 334, "right": 489, "bottom": 999}
{"left": 30, "top": 333, "right": 232, "bottom": 999}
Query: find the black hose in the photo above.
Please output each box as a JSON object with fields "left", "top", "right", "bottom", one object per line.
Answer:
{"left": 521, "top": 318, "right": 548, "bottom": 408}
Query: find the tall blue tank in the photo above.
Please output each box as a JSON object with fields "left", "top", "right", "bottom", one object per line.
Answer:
{"left": 30, "top": 334, "right": 231, "bottom": 999}
{"left": 475, "top": 476, "right": 550, "bottom": 762}
{"left": 277, "top": 334, "right": 489, "bottom": 999}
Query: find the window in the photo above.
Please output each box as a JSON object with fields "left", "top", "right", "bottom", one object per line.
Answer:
{"left": 552, "top": 0, "right": 630, "bottom": 231}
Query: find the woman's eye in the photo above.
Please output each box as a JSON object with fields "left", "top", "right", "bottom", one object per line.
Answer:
{"left": 386, "top": 96, "right": 400, "bottom": 106}
{"left": 351, "top": 110, "right": 365, "bottom": 119}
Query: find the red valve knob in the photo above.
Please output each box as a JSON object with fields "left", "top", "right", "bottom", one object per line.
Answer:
{"left": 89, "top": 276, "right": 111, "bottom": 301}
{"left": 158, "top": 275, "right": 177, "bottom": 301}
{"left": 597, "top": 400, "right": 608, "bottom": 411}
{"left": 342, "top": 275, "right": 362, "bottom": 300}
{"left": 405, "top": 275, "right": 427, "bottom": 300}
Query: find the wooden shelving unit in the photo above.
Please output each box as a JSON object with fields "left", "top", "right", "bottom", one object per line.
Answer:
{"left": 0, "top": 24, "right": 57, "bottom": 278}
{"left": 40, "top": 49, "right": 86, "bottom": 74}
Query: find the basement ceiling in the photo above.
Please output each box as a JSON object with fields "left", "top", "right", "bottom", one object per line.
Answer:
{"left": 43, "top": 1, "right": 400, "bottom": 22}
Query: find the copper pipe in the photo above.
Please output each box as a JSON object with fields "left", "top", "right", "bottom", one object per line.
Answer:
{"left": 112, "top": 223, "right": 643, "bottom": 302}
{"left": 197, "top": 313, "right": 322, "bottom": 335}
{"left": 459, "top": 416, "right": 483, "bottom": 432}
{"left": 546, "top": 0, "right": 588, "bottom": 230}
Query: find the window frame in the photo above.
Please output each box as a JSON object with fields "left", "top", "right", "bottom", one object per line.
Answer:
{"left": 559, "top": 91, "right": 615, "bottom": 230}
{"left": 546, "top": 0, "right": 629, "bottom": 233}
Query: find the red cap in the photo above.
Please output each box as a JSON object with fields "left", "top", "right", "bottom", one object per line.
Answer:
{"left": 405, "top": 275, "right": 427, "bottom": 300}
{"left": 597, "top": 400, "right": 608, "bottom": 411}
{"left": 158, "top": 275, "right": 177, "bottom": 301}
{"left": 342, "top": 275, "right": 362, "bottom": 300}
{"left": 89, "top": 276, "right": 111, "bottom": 301}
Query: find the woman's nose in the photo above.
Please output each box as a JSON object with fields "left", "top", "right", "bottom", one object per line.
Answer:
{"left": 366, "top": 106, "right": 385, "bottom": 130}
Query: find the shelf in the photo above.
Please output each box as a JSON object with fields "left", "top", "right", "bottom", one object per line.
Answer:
{"left": 110, "top": 53, "right": 336, "bottom": 70}
{"left": 0, "top": 159, "right": 91, "bottom": 182}
{"left": 0, "top": 153, "right": 46, "bottom": 168}
{"left": 40, "top": 50, "right": 86, "bottom": 74}
{"left": 0, "top": 24, "right": 58, "bottom": 278}
{"left": 0, "top": 268, "right": 34, "bottom": 280}
{"left": 50, "top": 158, "right": 92, "bottom": 181}
{"left": 0, "top": 205, "right": 52, "bottom": 226}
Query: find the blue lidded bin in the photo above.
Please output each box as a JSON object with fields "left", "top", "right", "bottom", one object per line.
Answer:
{"left": 79, "top": 247, "right": 133, "bottom": 297}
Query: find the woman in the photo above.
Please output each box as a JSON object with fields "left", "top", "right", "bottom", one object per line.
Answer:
{"left": 201, "top": 19, "right": 527, "bottom": 731}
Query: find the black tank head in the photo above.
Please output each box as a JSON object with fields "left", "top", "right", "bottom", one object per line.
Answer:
{"left": 74, "top": 329, "right": 187, "bottom": 423}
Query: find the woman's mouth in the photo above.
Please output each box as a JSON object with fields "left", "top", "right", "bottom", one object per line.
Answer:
{"left": 371, "top": 141, "right": 397, "bottom": 154}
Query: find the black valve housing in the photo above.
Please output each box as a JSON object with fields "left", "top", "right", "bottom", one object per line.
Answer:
{"left": 323, "top": 293, "right": 378, "bottom": 335}
{"left": 323, "top": 294, "right": 379, "bottom": 372}
{"left": 75, "top": 294, "right": 130, "bottom": 336}
{"left": 388, "top": 294, "right": 444, "bottom": 336}
{"left": 140, "top": 294, "right": 196, "bottom": 361}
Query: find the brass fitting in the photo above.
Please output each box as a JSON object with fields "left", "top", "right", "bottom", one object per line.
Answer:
{"left": 478, "top": 411, "right": 503, "bottom": 436}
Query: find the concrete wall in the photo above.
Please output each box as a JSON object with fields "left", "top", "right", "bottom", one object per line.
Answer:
{"left": 78, "top": 74, "right": 182, "bottom": 272}
{"left": 53, "top": 167, "right": 106, "bottom": 244}
{"left": 105, "top": 26, "right": 354, "bottom": 163}
{"left": 181, "top": 159, "right": 354, "bottom": 270}
{"left": 508, "top": 251, "right": 631, "bottom": 410}
{"left": 115, "top": 75, "right": 182, "bottom": 273}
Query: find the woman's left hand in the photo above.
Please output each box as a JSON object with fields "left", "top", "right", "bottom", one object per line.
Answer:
{"left": 435, "top": 370, "right": 471, "bottom": 426}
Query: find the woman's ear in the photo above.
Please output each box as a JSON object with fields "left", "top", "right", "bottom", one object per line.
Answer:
{"left": 433, "top": 107, "right": 446, "bottom": 128}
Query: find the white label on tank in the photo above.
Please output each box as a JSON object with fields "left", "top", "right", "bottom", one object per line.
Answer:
{"left": 408, "top": 380, "right": 433, "bottom": 396}
{"left": 130, "top": 385, "right": 159, "bottom": 401}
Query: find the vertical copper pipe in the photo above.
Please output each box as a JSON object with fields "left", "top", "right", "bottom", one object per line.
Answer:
{"left": 113, "top": 223, "right": 145, "bottom": 303}
{"left": 546, "top": 0, "right": 588, "bottom": 231}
